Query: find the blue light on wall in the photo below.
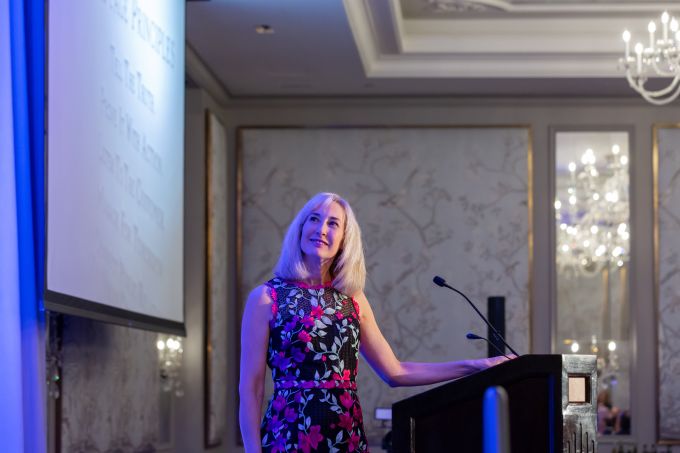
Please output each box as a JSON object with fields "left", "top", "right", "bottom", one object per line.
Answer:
{"left": 0, "top": 0, "right": 47, "bottom": 450}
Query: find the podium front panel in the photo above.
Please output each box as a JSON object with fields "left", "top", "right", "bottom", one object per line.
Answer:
{"left": 392, "top": 354, "right": 597, "bottom": 453}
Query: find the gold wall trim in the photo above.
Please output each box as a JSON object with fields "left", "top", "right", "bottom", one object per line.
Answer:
{"left": 204, "top": 109, "right": 229, "bottom": 448}
{"left": 527, "top": 127, "right": 534, "bottom": 352}
{"left": 652, "top": 123, "right": 680, "bottom": 444}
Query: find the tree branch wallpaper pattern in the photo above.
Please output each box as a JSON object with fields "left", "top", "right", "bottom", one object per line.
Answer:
{"left": 656, "top": 126, "right": 680, "bottom": 440}
{"left": 239, "top": 127, "right": 531, "bottom": 444}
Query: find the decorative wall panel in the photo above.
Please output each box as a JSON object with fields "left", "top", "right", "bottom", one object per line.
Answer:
{"left": 60, "top": 316, "right": 165, "bottom": 451}
{"left": 656, "top": 126, "right": 680, "bottom": 440}
{"left": 238, "top": 127, "right": 531, "bottom": 444}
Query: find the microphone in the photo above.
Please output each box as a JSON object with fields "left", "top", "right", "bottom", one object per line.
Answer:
{"left": 466, "top": 332, "right": 511, "bottom": 360}
{"left": 433, "top": 275, "right": 520, "bottom": 356}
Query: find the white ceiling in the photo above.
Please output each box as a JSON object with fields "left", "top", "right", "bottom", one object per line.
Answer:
{"left": 186, "top": 0, "right": 680, "bottom": 99}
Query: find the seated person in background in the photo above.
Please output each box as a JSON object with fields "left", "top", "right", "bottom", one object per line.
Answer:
{"left": 597, "top": 389, "right": 620, "bottom": 435}
{"left": 615, "top": 410, "right": 631, "bottom": 435}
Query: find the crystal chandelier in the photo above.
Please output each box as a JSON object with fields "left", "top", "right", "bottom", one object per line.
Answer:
{"left": 555, "top": 145, "right": 630, "bottom": 277}
{"left": 620, "top": 11, "right": 680, "bottom": 105}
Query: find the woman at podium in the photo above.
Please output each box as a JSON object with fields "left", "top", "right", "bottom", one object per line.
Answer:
{"left": 239, "top": 192, "right": 508, "bottom": 453}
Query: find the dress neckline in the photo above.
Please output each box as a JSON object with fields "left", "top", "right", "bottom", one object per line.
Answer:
{"left": 284, "top": 278, "right": 335, "bottom": 290}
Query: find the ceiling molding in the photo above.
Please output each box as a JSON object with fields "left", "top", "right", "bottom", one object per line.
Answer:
{"left": 343, "top": 0, "right": 382, "bottom": 76}
{"left": 344, "top": 0, "right": 679, "bottom": 78}
{"left": 409, "top": 0, "right": 680, "bottom": 15}
{"left": 218, "top": 95, "right": 653, "bottom": 109}
{"left": 185, "top": 43, "right": 231, "bottom": 105}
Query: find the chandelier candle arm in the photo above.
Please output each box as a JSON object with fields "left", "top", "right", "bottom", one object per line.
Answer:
{"left": 626, "top": 72, "right": 680, "bottom": 98}
{"left": 640, "top": 79, "right": 680, "bottom": 105}
{"left": 620, "top": 11, "right": 680, "bottom": 105}
{"left": 627, "top": 74, "right": 680, "bottom": 105}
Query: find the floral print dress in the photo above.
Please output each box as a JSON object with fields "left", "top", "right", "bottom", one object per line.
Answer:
{"left": 261, "top": 278, "right": 369, "bottom": 453}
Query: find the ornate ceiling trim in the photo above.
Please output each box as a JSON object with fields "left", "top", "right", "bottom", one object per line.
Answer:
{"left": 413, "top": 0, "right": 680, "bottom": 15}
{"left": 344, "top": 0, "right": 680, "bottom": 77}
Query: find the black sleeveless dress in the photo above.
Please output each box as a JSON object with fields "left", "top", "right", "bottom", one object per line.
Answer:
{"left": 260, "top": 278, "right": 369, "bottom": 453}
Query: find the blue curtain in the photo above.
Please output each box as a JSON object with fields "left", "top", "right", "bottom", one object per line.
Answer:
{"left": 1, "top": 0, "right": 47, "bottom": 451}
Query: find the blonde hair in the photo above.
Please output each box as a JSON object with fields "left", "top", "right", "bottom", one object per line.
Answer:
{"left": 273, "top": 192, "right": 366, "bottom": 296}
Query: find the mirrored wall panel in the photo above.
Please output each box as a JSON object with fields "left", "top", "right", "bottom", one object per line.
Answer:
{"left": 554, "top": 131, "right": 631, "bottom": 437}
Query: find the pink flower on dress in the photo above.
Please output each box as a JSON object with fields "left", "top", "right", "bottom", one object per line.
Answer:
{"left": 298, "top": 425, "right": 324, "bottom": 453}
{"left": 298, "top": 330, "right": 312, "bottom": 343}
{"left": 336, "top": 312, "right": 344, "bottom": 320}
{"left": 332, "top": 370, "right": 351, "bottom": 381}
{"left": 353, "top": 404, "right": 364, "bottom": 422}
{"left": 271, "top": 434, "right": 286, "bottom": 453}
{"left": 272, "top": 352, "right": 291, "bottom": 371}
{"left": 351, "top": 297, "right": 361, "bottom": 316}
{"left": 284, "top": 406, "right": 297, "bottom": 423}
{"left": 267, "top": 415, "right": 283, "bottom": 433}
{"left": 291, "top": 347, "right": 305, "bottom": 363}
{"left": 302, "top": 316, "right": 315, "bottom": 328}
{"left": 348, "top": 433, "right": 361, "bottom": 452}
{"left": 338, "top": 412, "right": 354, "bottom": 431}
{"left": 284, "top": 320, "right": 297, "bottom": 333}
{"left": 272, "top": 395, "right": 286, "bottom": 412}
{"left": 311, "top": 305, "right": 324, "bottom": 319}
{"left": 339, "top": 391, "right": 354, "bottom": 409}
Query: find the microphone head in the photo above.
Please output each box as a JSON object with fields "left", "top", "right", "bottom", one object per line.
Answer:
{"left": 433, "top": 276, "right": 446, "bottom": 287}
{"left": 466, "top": 332, "right": 482, "bottom": 340}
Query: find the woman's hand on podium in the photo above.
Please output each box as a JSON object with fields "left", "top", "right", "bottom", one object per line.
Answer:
{"left": 477, "top": 354, "right": 517, "bottom": 371}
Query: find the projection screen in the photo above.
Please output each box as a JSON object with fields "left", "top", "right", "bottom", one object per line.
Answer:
{"left": 46, "top": 0, "right": 185, "bottom": 334}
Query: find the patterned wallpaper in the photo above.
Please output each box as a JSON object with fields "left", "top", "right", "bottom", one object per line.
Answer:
{"left": 239, "top": 127, "right": 531, "bottom": 444}
{"left": 656, "top": 127, "right": 680, "bottom": 440}
{"left": 60, "top": 315, "right": 167, "bottom": 452}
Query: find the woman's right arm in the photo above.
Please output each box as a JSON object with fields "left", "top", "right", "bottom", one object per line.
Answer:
{"left": 238, "top": 285, "right": 273, "bottom": 453}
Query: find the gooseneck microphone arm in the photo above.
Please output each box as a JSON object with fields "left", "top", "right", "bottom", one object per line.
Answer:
{"left": 466, "top": 332, "right": 511, "bottom": 360}
{"left": 433, "top": 275, "right": 520, "bottom": 357}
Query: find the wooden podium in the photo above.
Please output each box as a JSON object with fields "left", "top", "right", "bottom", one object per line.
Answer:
{"left": 392, "top": 354, "right": 597, "bottom": 453}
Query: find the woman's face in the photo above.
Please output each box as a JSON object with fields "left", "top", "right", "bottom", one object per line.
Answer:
{"left": 300, "top": 201, "right": 346, "bottom": 262}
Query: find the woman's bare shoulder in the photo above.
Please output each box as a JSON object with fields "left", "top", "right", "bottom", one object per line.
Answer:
{"left": 246, "top": 284, "right": 274, "bottom": 308}
{"left": 350, "top": 290, "right": 373, "bottom": 316}
{"left": 242, "top": 285, "right": 275, "bottom": 326}
{"left": 351, "top": 290, "right": 368, "bottom": 304}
